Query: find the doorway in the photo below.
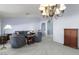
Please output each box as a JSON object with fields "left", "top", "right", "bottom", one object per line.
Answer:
{"left": 41, "top": 23, "right": 46, "bottom": 36}
{"left": 47, "top": 20, "right": 53, "bottom": 37}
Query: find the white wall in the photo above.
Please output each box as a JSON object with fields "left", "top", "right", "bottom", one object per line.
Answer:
{"left": 2, "top": 17, "right": 41, "bottom": 34}
{"left": 51, "top": 4, "right": 79, "bottom": 44}
{"left": 0, "top": 19, "right": 1, "bottom": 35}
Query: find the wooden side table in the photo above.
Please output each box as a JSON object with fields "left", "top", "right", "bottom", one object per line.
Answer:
{"left": 0, "top": 36, "right": 7, "bottom": 44}
{"left": 27, "top": 35, "right": 35, "bottom": 45}
{"left": 0, "top": 36, "right": 8, "bottom": 50}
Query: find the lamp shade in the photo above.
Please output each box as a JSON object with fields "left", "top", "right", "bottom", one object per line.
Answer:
{"left": 4, "top": 25, "right": 12, "bottom": 30}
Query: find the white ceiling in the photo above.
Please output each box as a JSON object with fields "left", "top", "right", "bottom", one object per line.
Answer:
{"left": 0, "top": 4, "right": 79, "bottom": 19}
{"left": 0, "top": 4, "right": 41, "bottom": 18}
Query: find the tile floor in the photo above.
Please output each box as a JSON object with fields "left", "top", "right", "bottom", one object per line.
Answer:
{"left": 0, "top": 36, "right": 79, "bottom": 55}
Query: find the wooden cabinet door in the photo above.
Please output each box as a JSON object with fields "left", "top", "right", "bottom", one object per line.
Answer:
{"left": 64, "top": 29, "right": 71, "bottom": 46}
{"left": 70, "top": 29, "right": 78, "bottom": 48}
{"left": 64, "top": 29, "right": 78, "bottom": 48}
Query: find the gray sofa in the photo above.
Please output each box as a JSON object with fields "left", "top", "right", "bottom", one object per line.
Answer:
{"left": 10, "top": 31, "right": 42, "bottom": 48}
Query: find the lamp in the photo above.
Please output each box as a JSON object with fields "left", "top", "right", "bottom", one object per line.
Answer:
{"left": 4, "top": 24, "right": 12, "bottom": 35}
{"left": 0, "top": 25, "right": 12, "bottom": 50}
{"left": 4, "top": 25, "right": 12, "bottom": 30}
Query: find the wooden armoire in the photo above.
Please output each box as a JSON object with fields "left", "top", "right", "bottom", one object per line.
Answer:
{"left": 64, "top": 29, "right": 78, "bottom": 48}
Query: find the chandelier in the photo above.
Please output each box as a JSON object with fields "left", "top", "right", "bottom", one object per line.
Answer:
{"left": 39, "top": 4, "right": 66, "bottom": 18}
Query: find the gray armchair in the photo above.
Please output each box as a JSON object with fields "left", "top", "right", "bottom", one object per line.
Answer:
{"left": 10, "top": 34, "right": 26, "bottom": 48}
{"left": 34, "top": 32, "right": 42, "bottom": 42}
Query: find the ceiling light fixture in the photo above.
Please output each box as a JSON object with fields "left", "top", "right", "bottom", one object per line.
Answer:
{"left": 39, "top": 4, "right": 66, "bottom": 18}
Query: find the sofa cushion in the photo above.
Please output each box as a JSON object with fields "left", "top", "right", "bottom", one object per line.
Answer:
{"left": 15, "top": 31, "right": 28, "bottom": 37}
